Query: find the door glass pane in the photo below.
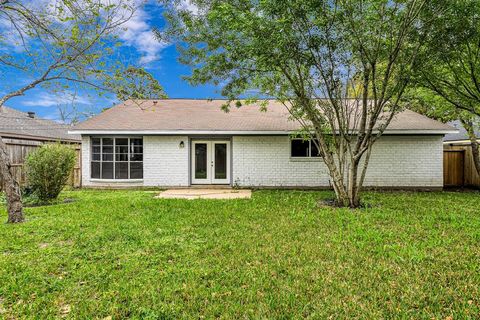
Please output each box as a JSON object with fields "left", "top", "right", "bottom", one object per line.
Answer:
{"left": 214, "top": 143, "right": 227, "bottom": 179}
{"left": 195, "top": 143, "right": 208, "bottom": 179}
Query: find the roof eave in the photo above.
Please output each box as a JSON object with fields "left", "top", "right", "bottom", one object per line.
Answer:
{"left": 1, "top": 131, "right": 81, "bottom": 143}
{"left": 69, "top": 129, "right": 459, "bottom": 135}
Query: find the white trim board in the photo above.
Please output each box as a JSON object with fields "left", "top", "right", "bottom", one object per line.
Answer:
{"left": 70, "top": 129, "right": 458, "bottom": 135}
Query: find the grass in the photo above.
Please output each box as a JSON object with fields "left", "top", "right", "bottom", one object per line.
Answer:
{"left": 0, "top": 189, "right": 479, "bottom": 319}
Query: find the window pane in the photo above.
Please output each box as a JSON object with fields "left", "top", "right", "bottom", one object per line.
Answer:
{"left": 91, "top": 137, "right": 143, "bottom": 180}
{"left": 291, "top": 140, "right": 309, "bottom": 157}
{"left": 102, "top": 138, "right": 113, "bottom": 146}
{"left": 311, "top": 140, "right": 322, "bottom": 157}
{"left": 102, "top": 145, "right": 113, "bottom": 154}
{"left": 102, "top": 153, "right": 113, "bottom": 161}
{"left": 115, "top": 162, "right": 128, "bottom": 179}
{"left": 101, "top": 162, "right": 113, "bottom": 179}
{"left": 130, "top": 138, "right": 142, "bottom": 146}
{"left": 130, "top": 153, "right": 143, "bottom": 161}
{"left": 130, "top": 162, "right": 143, "bottom": 179}
{"left": 116, "top": 138, "right": 128, "bottom": 146}
{"left": 130, "top": 138, "right": 143, "bottom": 154}
{"left": 132, "top": 146, "right": 143, "bottom": 154}
{"left": 91, "top": 162, "right": 100, "bottom": 178}
{"left": 116, "top": 153, "right": 129, "bottom": 161}
{"left": 115, "top": 145, "right": 128, "bottom": 154}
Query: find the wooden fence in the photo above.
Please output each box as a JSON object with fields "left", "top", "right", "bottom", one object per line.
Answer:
{"left": 444, "top": 144, "right": 480, "bottom": 188}
{"left": 2, "top": 137, "right": 81, "bottom": 189}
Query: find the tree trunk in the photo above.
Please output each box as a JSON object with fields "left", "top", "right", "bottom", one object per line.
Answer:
{"left": 331, "top": 178, "right": 351, "bottom": 207}
{"left": 347, "top": 158, "right": 361, "bottom": 208}
{"left": 471, "top": 140, "right": 480, "bottom": 177}
{"left": 0, "top": 136, "right": 24, "bottom": 223}
{"left": 467, "top": 128, "right": 480, "bottom": 176}
{"left": 323, "top": 151, "right": 360, "bottom": 209}
{"left": 322, "top": 152, "right": 351, "bottom": 207}
{"left": 462, "top": 120, "right": 480, "bottom": 176}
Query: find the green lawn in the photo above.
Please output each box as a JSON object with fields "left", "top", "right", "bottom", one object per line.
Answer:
{"left": 0, "top": 190, "right": 479, "bottom": 319}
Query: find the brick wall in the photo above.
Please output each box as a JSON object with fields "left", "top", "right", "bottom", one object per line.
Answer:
{"left": 80, "top": 136, "right": 91, "bottom": 185}
{"left": 232, "top": 135, "right": 443, "bottom": 188}
{"left": 143, "top": 136, "right": 189, "bottom": 187}
{"left": 232, "top": 136, "right": 330, "bottom": 187}
{"left": 81, "top": 134, "right": 443, "bottom": 188}
{"left": 81, "top": 135, "right": 189, "bottom": 187}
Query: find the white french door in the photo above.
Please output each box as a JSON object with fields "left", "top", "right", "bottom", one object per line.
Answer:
{"left": 191, "top": 140, "right": 230, "bottom": 184}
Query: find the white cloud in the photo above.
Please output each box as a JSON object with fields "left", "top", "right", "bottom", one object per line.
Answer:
{"left": 177, "top": 0, "right": 200, "bottom": 15}
{"left": 118, "top": 3, "right": 168, "bottom": 66}
{"left": 1, "top": 0, "right": 167, "bottom": 65}
{"left": 22, "top": 92, "right": 91, "bottom": 107}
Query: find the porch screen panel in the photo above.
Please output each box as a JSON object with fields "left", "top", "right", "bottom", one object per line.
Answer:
{"left": 91, "top": 137, "right": 143, "bottom": 179}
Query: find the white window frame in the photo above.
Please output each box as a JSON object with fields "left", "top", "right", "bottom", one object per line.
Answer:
{"left": 290, "top": 138, "right": 323, "bottom": 160}
{"left": 90, "top": 136, "right": 143, "bottom": 180}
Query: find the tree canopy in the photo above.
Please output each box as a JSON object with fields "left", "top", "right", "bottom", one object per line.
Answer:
{"left": 409, "top": 0, "right": 480, "bottom": 175}
{"left": 162, "top": 0, "right": 445, "bottom": 207}
{"left": 0, "top": 0, "right": 163, "bottom": 223}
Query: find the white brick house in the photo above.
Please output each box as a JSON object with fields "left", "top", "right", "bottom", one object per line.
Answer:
{"left": 71, "top": 99, "right": 456, "bottom": 189}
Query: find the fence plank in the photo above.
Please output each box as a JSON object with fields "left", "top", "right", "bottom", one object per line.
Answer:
{"left": 444, "top": 144, "right": 480, "bottom": 188}
{"left": 0, "top": 138, "right": 81, "bottom": 189}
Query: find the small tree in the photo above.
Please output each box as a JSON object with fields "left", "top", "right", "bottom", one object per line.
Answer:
{"left": 162, "top": 0, "right": 443, "bottom": 207}
{"left": 25, "top": 144, "right": 76, "bottom": 201}
{"left": 0, "top": 0, "right": 135, "bottom": 222}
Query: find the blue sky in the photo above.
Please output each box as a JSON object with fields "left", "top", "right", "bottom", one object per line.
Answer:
{"left": 0, "top": 1, "right": 222, "bottom": 122}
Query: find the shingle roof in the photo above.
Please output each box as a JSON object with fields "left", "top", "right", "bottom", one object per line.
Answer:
{"left": 0, "top": 106, "right": 80, "bottom": 142}
{"left": 72, "top": 99, "right": 455, "bottom": 134}
{"left": 444, "top": 120, "right": 480, "bottom": 142}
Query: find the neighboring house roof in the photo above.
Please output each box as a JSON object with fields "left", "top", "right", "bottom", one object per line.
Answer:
{"left": 443, "top": 120, "right": 480, "bottom": 143}
{"left": 71, "top": 99, "right": 456, "bottom": 135}
{"left": 0, "top": 106, "right": 80, "bottom": 142}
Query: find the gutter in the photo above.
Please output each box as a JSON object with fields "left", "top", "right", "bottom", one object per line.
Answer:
{"left": 69, "top": 129, "right": 459, "bottom": 135}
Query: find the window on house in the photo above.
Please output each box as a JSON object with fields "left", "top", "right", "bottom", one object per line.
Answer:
{"left": 91, "top": 137, "right": 143, "bottom": 179}
{"left": 291, "top": 139, "right": 322, "bottom": 158}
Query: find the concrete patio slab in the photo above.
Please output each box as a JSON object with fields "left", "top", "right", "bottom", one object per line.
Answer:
{"left": 155, "top": 188, "right": 252, "bottom": 200}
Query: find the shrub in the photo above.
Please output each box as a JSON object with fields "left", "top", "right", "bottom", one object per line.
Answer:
{"left": 25, "top": 143, "right": 76, "bottom": 201}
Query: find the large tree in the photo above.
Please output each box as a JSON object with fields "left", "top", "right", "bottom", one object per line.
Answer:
{"left": 162, "top": 0, "right": 443, "bottom": 207}
{"left": 411, "top": 0, "right": 480, "bottom": 176}
{"left": 0, "top": 0, "right": 136, "bottom": 222}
